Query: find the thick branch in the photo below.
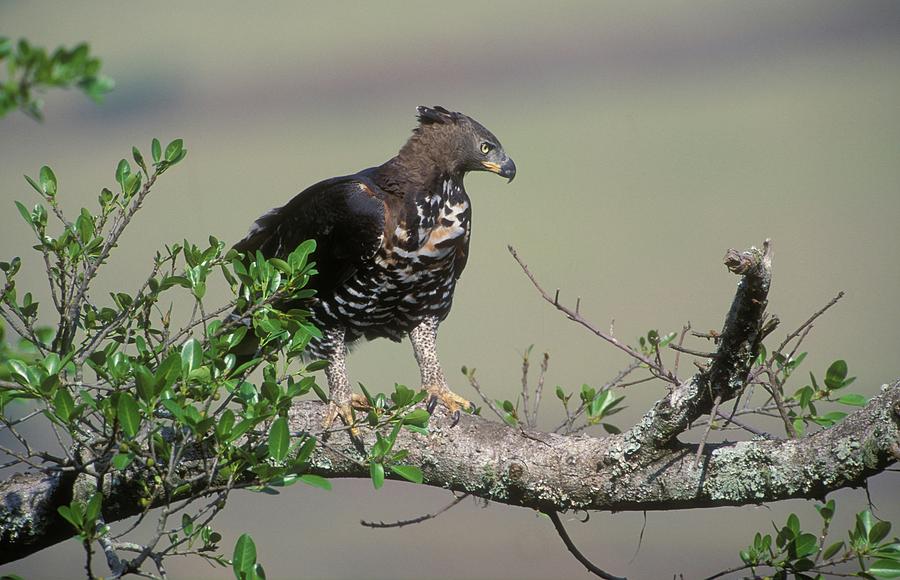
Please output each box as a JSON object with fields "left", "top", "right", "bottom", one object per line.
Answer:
{"left": 2, "top": 384, "right": 898, "bottom": 563}
{"left": 3, "top": 241, "right": 897, "bottom": 566}
{"left": 624, "top": 242, "right": 772, "bottom": 454}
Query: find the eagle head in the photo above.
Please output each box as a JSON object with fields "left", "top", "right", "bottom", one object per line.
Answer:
{"left": 410, "top": 105, "right": 516, "bottom": 182}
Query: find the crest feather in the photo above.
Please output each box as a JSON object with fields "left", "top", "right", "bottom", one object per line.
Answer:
{"left": 416, "top": 105, "right": 460, "bottom": 125}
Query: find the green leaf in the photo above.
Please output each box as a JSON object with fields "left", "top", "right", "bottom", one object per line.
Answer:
{"left": 787, "top": 513, "right": 800, "bottom": 534}
{"left": 822, "top": 411, "right": 847, "bottom": 423}
{"left": 858, "top": 510, "right": 875, "bottom": 537}
{"left": 268, "top": 417, "right": 290, "bottom": 462}
{"left": 305, "top": 359, "right": 329, "bottom": 372}
{"left": 24, "top": 174, "right": 43, "bottom": 196}
{"left": 182, "top": 513, "right": 194, "bottom": 537}
{"left": 870, "top": 520, "right": 892, "bottom": 544}
{"left": 370, "top": 462, "right": 385, "bottom": 489}
{"left": 816, "top": 499, "right": 835, "bottom": 521}
{"left": 14, "top": 201, "right": 34, "bottom": 228}
{"left": 310, "top": 381, "right": 329, "bottom": 403}
{"left": 294, "top": 437, "right": 317, "bottom": 464}
{"left": 216, "top": 410, "right": 236, "bottom": 442}
{"left": 117, "top": 393, "right": 140, "bottom": 438}
{"left": 389, "top": 464, "right": 423, "bottom": 484}
{"left": 401, "top": 409, "right": 430, "bottom": 427}
{"left": 870, "top": 560, "right": 900, "bottom": 579}
{"left": 232, "top": 533, "right": 257, "bottom": 579}
{"left": 132, "top": 146, "right": 148, "bottom": 175}
{"left": 824, "top": 360, "right": 848, "bottom": 390}
{"left": 151, "top": 138, "right": 161, "bottom": 163}
{"left": 298, "top": 474, "right": 331, "bottom": 490}
{"left": 123, "top": 173, "right": 141, "bottom": 196}
{"left": 111, "top": 453, "right": 133, "bottom": 470}
{"left": 181, "top": 338, "right": 201, "bottom": 376}
{"left": 822, "top": 540, "right": 844, "bottom": 560}
{"left": 85, "top": 493, "right": 102, "bottom": 525}
{"left": 57, "top": 503, "right": 84, "bottom": 531}
{"left": 115, "top": 159, "right": 131, "bottom": 186}
{"left": 53, "top": 389, "right": 75, "bottom": 422}
{"left": 39, "top": 166, "right": 57, "bottom": 196}
{"left": 7, "top": 359, "right": 31, "bottom": 386}
{"left": 794, "top": 533, "right": 818, "bottom": 558}
{"left": 165, "top": 139, "right": 183, "bottom": 162}
{"left": 837, "top": 393, "right": 867, "bottom": 407}
{"left": 134, "top": 364, "right": 156, "bottom": 402}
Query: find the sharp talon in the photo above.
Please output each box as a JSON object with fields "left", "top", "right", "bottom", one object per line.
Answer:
{"left": 450, "top": 410, "right": 461, "bottom": 427}
{"left": 468, "top": 401, "right": 477, "bottom": 413}
{"left": 426, "top": 396, "right": 438, "bottom": 414}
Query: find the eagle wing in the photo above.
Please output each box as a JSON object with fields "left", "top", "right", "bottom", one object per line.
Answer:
{"left": 233, "top": 174, "right": 386, "bottom": 297}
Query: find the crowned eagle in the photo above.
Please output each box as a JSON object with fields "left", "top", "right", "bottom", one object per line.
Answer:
{"left": 234, "top": 106, "right": 515, "bottom": 429}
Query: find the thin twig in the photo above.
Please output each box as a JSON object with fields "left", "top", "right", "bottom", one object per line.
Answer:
{"left": 360, "top": 494, "right": 468, "bottom": 529}
{"left": 465, "top": 368, "right": 507, "bottom": 422}
{"left": 509, "top": 245, "right": 676, "bottom": 384}
{"left": 763, "top": 369, "right": 798, "bottom": 438}
{"left": 673, "top": 323, "right": 690, "bottom": 376}
{"left": 694, "top": 395, "right": 722, "bottom": 469}
{"left": 520, "top": 346, "right": 532, "bottom": 428}
{"left": 713, "top": 410, "right": 775, "bottom": 439}
{"left": 774, "top": 291, "right": 844, "bottom": 355}
{"left": 703, "top": 562, "right": 753, "bottom": 580}
{"left": 545, "top": 511, "right": 626, "bottom": 580}
{"left": 531, "top": 352, "right": 549, "bottom": 427}
{"left": 668, "top": 343, "right": 716, "bottom": 358}
{"left": 552, "top": 361, "right": 642, "bottom": 434}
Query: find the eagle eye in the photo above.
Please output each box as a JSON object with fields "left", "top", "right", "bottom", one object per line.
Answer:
{"left": 480, "top": 142, "right": 493, "bottom": 155}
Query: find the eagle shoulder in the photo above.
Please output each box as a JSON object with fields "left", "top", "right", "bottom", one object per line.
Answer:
{"left": 233, "top": 174, "right": 387, "bottom": 293}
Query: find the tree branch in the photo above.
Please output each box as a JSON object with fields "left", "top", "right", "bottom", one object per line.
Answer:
{"left": 3, "top": 382, "right": 898, "bottom": 564}
{"left": 3, "top": 241, "right": 898, "bottom": 568}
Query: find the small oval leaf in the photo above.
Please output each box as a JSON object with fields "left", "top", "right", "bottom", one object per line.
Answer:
{"left": 117, "top": 393, "right": 140, "bottom": 438}
{"left": 268, "top": 417, "right": 290, "bottom": 462}
{"left": 39, "top": 166, "right": 57, "bottom": 196}
{"left": 232, "top": 533, "right": 257, "bottom": 577}
{"left": 389, "top": 464, "right": 423, "bottom": 484}
{"left": 370, "top": 462, "right": 385, "bottom": 490}
{"left": 181, "top": 338, "right": 201, "bottom": 376}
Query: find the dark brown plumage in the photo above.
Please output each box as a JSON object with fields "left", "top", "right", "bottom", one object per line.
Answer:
{"left": 233, "top": 106, "right": 515, "bottom": 429}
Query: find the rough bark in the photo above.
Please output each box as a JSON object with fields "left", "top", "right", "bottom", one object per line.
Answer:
{"left": 2, "top": 243, "right": 898, "bottom": 564}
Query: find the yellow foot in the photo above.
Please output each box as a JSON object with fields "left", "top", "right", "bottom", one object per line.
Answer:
{"left": 424, "top": 386, "right": 474, "bottom": 421}
{"left": 322, "top": 394, "right": 369, "bottom": 436}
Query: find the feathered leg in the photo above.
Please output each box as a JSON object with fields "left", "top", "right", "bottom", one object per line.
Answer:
{"left": 409, "top": 316, "right": 472, "bottom": 419}
{"left": 321, "top": 327, "right": 366, "bottom": 435}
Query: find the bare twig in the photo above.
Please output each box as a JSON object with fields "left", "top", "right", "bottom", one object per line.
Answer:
{"left": 360, "top": 494, "right": 468, "bottom": 529}
{"left": 694, "top": 395, "right": 722, "bottom": 469}
{"left": 673, "top": 323, "right": 691, "bottom": 376}
{"left": 465, "top": 368, "right": 507, "bottom": 422}
{"left": 774, "top": 291, "right": 844, "bottom": 355}
{"left": 763, "top": 368, "right": 798, "bottom": 438}
{"left": 531, "top": 352, "right": 549, "bottom": 427}
{"left": 668, "top": 343, "right": 716, "bottom": 359}
{"left": 546, "top": 511, "right": 627, "bottom": 580}
{"left": 521, "top": 346, "right": 532, "bottom": 428}
{"left": 509, "top": 245, "right": 676, "bottom": 384}
{"left": 703, "top": 562, "right": 753, "bottom": 580}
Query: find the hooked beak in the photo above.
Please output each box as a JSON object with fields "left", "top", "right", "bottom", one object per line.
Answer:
{"left": 481, "top": 156, "right": 517, "bottom": 182}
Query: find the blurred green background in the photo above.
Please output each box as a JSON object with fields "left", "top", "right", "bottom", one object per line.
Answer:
{"left": 1, "top": 1, "right": 899, "bottom": 578}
